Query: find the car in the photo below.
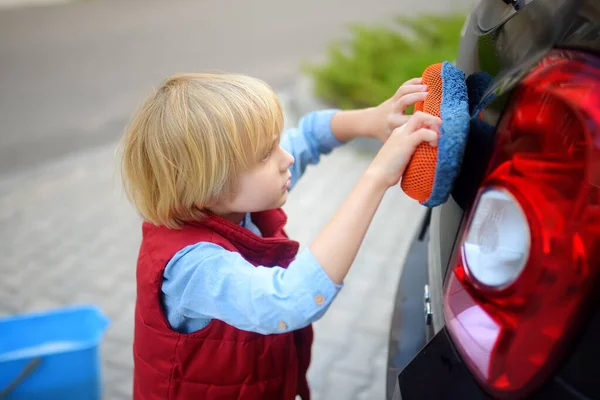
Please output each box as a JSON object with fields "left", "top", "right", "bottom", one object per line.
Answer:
{"left": 386, "top": 0, "right": 600, "bottom": 399}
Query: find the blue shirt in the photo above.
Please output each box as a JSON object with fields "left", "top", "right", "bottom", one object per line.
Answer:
{"left": 161, "top": 109, "right": 345, "bottom": 335}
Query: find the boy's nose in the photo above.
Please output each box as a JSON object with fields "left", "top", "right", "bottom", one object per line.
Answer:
{"left": 282, "top": 149, "right": 294, "bottom": 170}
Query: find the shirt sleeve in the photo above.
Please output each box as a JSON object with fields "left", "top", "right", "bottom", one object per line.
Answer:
{"left": 161, "top": 242, "right": 343, "bottom": 335}
{"left": 280, "top": 109, "right": 343, "bottom": 191}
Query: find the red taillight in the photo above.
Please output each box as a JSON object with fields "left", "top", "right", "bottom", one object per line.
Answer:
{"left": 444, "top": 50, "right": 600, "bottom": 398}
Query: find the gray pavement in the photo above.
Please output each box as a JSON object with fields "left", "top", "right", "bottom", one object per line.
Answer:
{"left": 0, "top": 0, "right": 471, "bottom": 398}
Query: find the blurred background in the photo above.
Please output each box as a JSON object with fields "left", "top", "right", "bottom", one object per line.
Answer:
{"left": 0, "top": 0, "right": 471, "bottom": 398}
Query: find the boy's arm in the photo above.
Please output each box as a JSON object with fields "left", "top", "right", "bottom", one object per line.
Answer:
{"left": 309, "top": 170, "right": 387, "bottom": 284}
{"left": 282, "top": 78, "right": 428, "bottom": 189}
{"left": 281, "top": 108, "right": 381, "bottom": 190}
{"left": 329, "top": 108, "right": 378, "bottom": 142}
{"left": 162, "top": 243, "right": 342, "bottom": 335}
{"left": 281, "top": 109, "right": 343, "bottom": 190}
{"left": 310, "top": 112, "right": 440, "bottom": 284}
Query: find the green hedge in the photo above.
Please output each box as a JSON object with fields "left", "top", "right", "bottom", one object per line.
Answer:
{"left": 305, "top": 15, "right": 467, "bottom": 110}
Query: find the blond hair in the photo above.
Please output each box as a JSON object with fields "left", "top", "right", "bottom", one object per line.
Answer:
{"left": 118, "top": 72, "right": 283, "bottom": 228}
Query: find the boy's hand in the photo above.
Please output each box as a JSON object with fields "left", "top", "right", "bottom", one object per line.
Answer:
{"left": 368, "top": 77, "right": 429, "bottom": 143}
{"left": 367, "top": 111, "right": 441, "bottom": 188}
{"left": 330, "top": 78, "right": 428, "bottom": 143}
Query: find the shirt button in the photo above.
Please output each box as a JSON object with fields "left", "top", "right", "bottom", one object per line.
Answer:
{"left": 315, "top": 294, "right": 325, "bottom": 306}
{"left": 278, "top": 321, "right": 287, "bottom": 331}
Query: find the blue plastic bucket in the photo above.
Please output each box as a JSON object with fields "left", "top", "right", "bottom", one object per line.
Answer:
{"left": 0, "top": 305, "right": 110, "bottom": 400}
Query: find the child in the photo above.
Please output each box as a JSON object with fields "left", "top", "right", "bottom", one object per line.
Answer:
{"left": 119, "top": 72, "right": 440, "bottom": 400}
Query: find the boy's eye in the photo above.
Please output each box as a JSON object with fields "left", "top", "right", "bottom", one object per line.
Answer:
{"left": 261, "top": 151, "right": 272, "bottom": 162}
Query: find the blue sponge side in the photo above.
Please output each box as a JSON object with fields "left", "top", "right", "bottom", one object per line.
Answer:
{"left": 422, "top": 62, "right": 470, "bottom": 208}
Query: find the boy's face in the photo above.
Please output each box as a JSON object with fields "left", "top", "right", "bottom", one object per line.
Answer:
{"left": 209, "top": 135, "right": 294, "bottom": 223}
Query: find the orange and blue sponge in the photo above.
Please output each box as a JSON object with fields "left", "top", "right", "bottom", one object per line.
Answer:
{"left": 401, "top": 61, "right": 470, "bottom": 207}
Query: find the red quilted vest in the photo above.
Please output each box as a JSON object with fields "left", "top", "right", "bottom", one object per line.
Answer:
{"left": 133, "top": 209, "right": 314, "bottom": 399}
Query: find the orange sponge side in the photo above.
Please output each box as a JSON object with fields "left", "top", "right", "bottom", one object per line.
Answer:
{"left": 400, "top": 63, "right": 443, "bottom": 203}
